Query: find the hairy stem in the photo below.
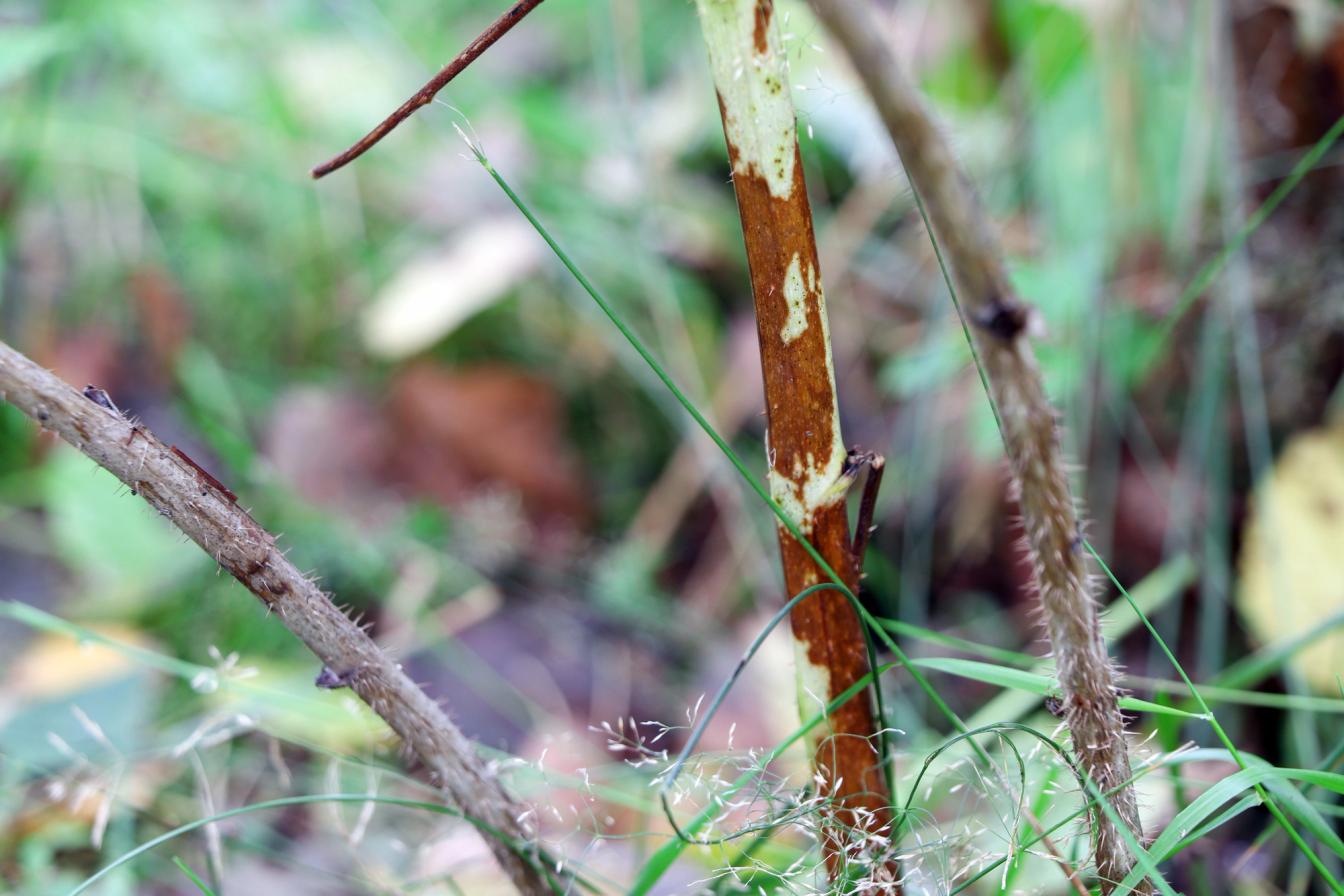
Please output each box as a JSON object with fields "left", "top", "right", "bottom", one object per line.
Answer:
{"left": 805, "top": 0, "right": 1149, "bottom": 890}
{"left": 692, "top": 0, "right": 895, "bottom": 886}
{"left": 0, "top": 340, "right": 553, "bottom": 896}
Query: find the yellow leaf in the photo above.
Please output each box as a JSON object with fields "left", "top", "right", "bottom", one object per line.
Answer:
{"left": 1238, "top": 423, "right": 1344, "bottom": 692}
{"left": 6, "top": 624, "right": 146, "bottom": 700}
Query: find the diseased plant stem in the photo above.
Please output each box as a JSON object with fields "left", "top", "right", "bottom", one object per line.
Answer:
{"left": 805, "top": 0, "right": 1150, "bottom": 891}
{"left": 692, "top": 0, "right": 895, "bottom": 887}
{"left": 0, "top": 339, "right": 553, "bottom": 896}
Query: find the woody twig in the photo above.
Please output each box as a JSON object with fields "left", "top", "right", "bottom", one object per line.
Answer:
{"left": 0, "top": 339, "right": 555, "bottom": 896}
{"left": 310, "top": 0, "right": 545, "bottom": 178}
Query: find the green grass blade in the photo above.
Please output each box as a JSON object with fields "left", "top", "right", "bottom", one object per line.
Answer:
{"left": 172, "top": 857, "right": 217, "bottom": 896}
{"left": 1089, "top": 545, "right": 1344, "bottom": 895}
{"left": 71, "top": 794, "right": 575, "bottom": 896}
{"left": 874, "top": 617, "right": 1039, "bottom": 668}
{"left": 1142, "top": 112, "right": 1344, "bottom": 371}
{"left": 914, "top": 657, "right": 1206, "bottom": 720}
{"left": 1117, "top": 764, "right": 1344, "bottom": 892}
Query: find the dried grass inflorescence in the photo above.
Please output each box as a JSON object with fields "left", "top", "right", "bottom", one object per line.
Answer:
{"left": 806, "top": 0, "right": 1150, "bottom": 890}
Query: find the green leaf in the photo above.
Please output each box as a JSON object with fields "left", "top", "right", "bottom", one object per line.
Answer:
{"left": 0, "top": 25, "right": 71, "bottom": 88}
{"left": 1117, "top": 763, "right": 1344, "bottom": 892}
{"left": 915, "top": 657, "right": 1204, "bottom": 719}
{"left": 993, "top": 0, "right": 1091, "bottom": 98}
{"left": 175, "top": 342, "right": 254, "bottom": 472}
{"left": 879, "top": 329, "right": 970, "bottom": 398}
{"left": 921, "top": 45, "right": 998, "bottom": 110}
{"left": 43, "top": 446, "right": 203, "bottom": 606}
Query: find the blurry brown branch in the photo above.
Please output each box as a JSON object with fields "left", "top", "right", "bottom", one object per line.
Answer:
{"left": 805, "top": 0, "right": 1150, "bottom": 890}
{"left": 310, "top": 0, "right": 545, "bottom": 178}
{"left": 693, "top": 0, "right": 896, "bottom": 887}
{"left": 0, "top": 339, "right": 554, "bottom": 896}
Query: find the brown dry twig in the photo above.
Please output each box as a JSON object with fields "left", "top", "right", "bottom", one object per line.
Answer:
{"left": 806, "top": 0, "right": 1150, "bottom": 891}
{"left": 0, "top": 339, "right": 554, "bottom": 896}
{"left": 310, "top": 0, "right": 546, "bottom": 178}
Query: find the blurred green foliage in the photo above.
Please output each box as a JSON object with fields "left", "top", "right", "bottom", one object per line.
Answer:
{"left": 3, "top": 0, "right": 1343, "bottom": 892}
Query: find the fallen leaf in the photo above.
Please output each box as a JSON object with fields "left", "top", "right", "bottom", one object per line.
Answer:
{"left": 362, "top": 218, "right": 542, "bottom": 359}
{"left": 385, "top": 362, "right": 589, "bottom": 527}
{"left": 0, "top": 623, "right": 160, "bottom": 768}
{"left": 1238, "top": 422, "right": 1344, "bottom": 691}
{"left": 5, "top": 624, "right": 146, "bottom": 702}
{"left": 130, "top": 266, "right": 193, "bottom": 377}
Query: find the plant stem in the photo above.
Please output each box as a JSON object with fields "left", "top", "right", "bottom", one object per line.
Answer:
{"left": 310, "top": 0, "right": 546, "bottom": 178}
{"left": 0, "top": 340, "right": 556, "bottom": 896}
{"left": 806, "top": 0, "right": 1149, "bottom": 890}
{"left": 691, "top": 0, "right": 894, "bottom": 886}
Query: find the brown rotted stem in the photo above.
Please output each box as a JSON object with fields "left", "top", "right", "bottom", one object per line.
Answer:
{"left": 694, "top": 0, "right": 896, "bottom": 887}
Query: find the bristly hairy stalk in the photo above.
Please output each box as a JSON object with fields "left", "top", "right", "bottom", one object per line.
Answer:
{"left": 0, "top": 340, "right": 556, "bottom": 896}
{"left": 805, "top": 0, "right": 1148, "bottom": 890}
{"left": 691, "top": 0, "right": 895, "bottom": 886}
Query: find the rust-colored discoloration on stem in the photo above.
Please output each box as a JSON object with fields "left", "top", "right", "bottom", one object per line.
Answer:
{"left": 727, "top": 125, "right": 889, "bottom": 856}
{"left": 696, "top": 0, "right": 894, "bottom": 885}
{"left": 752, "top": 3, "right": 771, "bottom": 54}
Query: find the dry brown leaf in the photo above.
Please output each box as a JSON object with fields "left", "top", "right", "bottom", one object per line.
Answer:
{"left": 130, "top": 267, "right": 193, "bottom": 377}
{"left": 263, "top": 386, "right": 388, "bottom": 515}
{"left": 385, "top": 362, "right": 589, "bottom": 526}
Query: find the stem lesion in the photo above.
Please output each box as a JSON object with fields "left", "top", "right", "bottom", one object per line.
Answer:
{"left": 692, "top": 0, "right": 897, "bottom": 886}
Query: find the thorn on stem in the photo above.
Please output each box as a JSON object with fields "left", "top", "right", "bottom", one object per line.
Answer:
{"left": 315, "top": 666, "right": 358, "bottom": 690}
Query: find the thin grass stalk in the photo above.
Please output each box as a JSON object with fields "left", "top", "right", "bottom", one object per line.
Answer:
{"left": 691, "top": 0, "right": 894, "bottom": 885}
{"left": 0, "top": 340, "right": 555, "bottom": 896}
{"left": 804, "top": 0, "right": 1149, "bottom": 890}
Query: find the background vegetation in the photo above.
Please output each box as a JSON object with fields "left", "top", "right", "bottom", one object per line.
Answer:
{"left": 2, "top": 0, "right": 1343, "bottom": 893}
